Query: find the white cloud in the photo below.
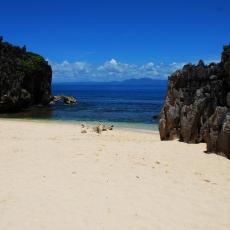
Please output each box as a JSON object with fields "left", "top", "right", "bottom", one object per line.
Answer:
{"left": 49, "top": 59, "right": 185, "bottom": 82}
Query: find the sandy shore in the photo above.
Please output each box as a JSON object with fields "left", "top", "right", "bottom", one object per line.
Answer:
{"left": 0, "top": 119, "right": 229, "bottom": 229}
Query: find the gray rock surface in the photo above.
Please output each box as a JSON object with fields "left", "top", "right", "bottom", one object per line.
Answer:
{"left": 159, "top": 44, "right": 230, "bottom": 158}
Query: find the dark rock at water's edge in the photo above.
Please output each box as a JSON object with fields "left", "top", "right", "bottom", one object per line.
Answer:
{"left": 50, "top": 95, "right": 77, "bottom": 105}
{"left": 152, "top": 114, "right": 160, "bottom": 120}
{"left": 0, "top": 37, "right": 52, "bottom": 112}
{"left": 159, "top": 44, "right": 230, "bottom": 159}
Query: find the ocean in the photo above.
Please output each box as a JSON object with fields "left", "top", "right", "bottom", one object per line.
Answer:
{"left": 0, "top": 82, "right": 167, "bottom": 130}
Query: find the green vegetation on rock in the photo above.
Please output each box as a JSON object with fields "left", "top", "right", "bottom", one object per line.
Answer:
{"left": 0, "top": 37, "right": 52, "bottom": 112}
{"left": 223, "top": 44, "right": 230, "bottom": 53}
{"left": 21, "top": 52, "right": 46, "bottom": 75}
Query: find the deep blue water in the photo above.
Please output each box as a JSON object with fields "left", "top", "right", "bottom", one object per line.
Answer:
{"left": 0, "top": 82, "right": 167, "bottom": 130}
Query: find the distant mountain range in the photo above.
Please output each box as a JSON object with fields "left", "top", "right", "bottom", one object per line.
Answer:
{"left": 54, "top": 78, "right": 167, "bottom": 86}
{"left": 119, "top": 78, "right": 166, "bottom": 85}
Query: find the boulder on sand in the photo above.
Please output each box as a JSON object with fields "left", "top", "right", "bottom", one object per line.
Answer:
{"left": 93, "top": 124, "right": 114, "bottom": 134}
{"left": 80, "top": 123, "right": 114, "bottom": 134}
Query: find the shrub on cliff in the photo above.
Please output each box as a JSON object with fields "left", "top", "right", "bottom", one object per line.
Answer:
{"left": 21, "top": 52, "right": 44, "bottom": 74}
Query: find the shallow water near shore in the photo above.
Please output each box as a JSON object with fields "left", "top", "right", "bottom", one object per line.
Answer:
{"left": 0, "top": 83, "right": 166, "bottom": 130}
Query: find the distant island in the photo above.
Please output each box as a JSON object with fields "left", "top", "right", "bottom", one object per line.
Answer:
{"left": 53, "top": 78, "right": 167, "bottom": 86}
{"left": 115, "top": 78, "right": 167, "bottom": 85}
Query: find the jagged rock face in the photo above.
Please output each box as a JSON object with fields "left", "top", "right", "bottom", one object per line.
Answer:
{"left": 0, "top": 39, "right": 52, "bottom": 112}
{"left": 159, "top": 45, "right": 230, "bottom": 158}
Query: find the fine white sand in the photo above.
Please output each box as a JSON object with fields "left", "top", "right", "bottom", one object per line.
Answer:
{"left": 0, "top": 119, "right": 229, "bottom": 230}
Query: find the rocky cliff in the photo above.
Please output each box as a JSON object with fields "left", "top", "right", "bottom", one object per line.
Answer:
{"left": 0, "top": 37, "right": 52, "bottom": 112}
{"left": 159, "top": 44, "right": 230, "bottom": 159}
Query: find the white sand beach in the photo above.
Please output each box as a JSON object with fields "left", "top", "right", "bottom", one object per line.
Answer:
{"left": 0, "top": 119, "right": 229, "bottom": 230}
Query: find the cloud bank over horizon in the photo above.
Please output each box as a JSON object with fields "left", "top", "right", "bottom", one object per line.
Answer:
{"left": 50, "top": 59, "right": 185, "bottom": 82}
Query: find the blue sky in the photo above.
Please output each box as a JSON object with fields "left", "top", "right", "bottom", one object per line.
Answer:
{"left": 1, "top": 0, "right": 229, "bottom": 82}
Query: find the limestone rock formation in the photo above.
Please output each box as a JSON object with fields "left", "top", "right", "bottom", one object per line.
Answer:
{"left": 159, "top": 44, "right": 230, "bottom": 158}
{"left": 0, "top": 38, "right": 52, "bottom": 112}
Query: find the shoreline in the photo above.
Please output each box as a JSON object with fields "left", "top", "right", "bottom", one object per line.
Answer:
{"left": 0, "top": 117, "right": 159, "bottom": 134}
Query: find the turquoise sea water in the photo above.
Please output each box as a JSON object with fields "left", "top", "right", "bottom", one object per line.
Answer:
{"left": 0, "top": 82, "right": 167, "bottom": 130}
